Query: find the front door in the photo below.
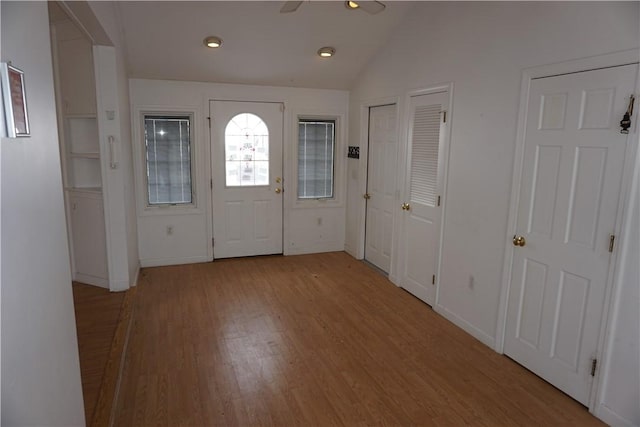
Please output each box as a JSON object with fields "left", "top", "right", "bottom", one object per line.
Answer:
{"left": 399, "top": 91, "right": 449, "bottom": 305}
{"left": 365, "top": 104, "right": 398, "bottom": 273}
{"left": 504, "top": 64, "right": 637, "bottom": 404}
{"left": 210, "top": 101, "right": 284, "bottom": 259}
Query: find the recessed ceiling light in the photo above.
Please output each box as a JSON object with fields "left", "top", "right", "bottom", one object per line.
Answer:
{"left": 203, "top": 36, "right": 222, "bottom": 48}
{"left": 317, "top": 47, "right": 335, "bottom": 58}
{"left": 345, "top": 1, "right": 360, "bottom": 9}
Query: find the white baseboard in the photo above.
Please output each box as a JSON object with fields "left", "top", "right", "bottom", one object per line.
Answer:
{"left": 344, "top": 244, "right": 356, "bottom": 258}
{"left": 74, "top": 273, "right": 109, "bottom": 289}
{"left": 140, "top": 255, "right": 211, "bottom": 268}
{"left": 130, "top": 263, "right": 141, "bottom": 287}
{"left": 595, "top": 404, "right": 638, "bottom": 427}
{"left": 388, "top": 273, "right": 400, "bottom": 287}
{"left": 434, "top": 304, "right": 496, "bottom": 349}
{"left": 284, "top": 242, "right": 345, "bottom": 256}
{"left": 109, "top": 278, "right": 129, "bottom": 292}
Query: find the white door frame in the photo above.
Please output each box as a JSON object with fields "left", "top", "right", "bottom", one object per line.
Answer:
{"left": 496, "top": 49, "right": 640, "bottom": 413}
{"left": 362, "top": 103, "right": 397, "bottom": 273}
{"left": 401, "top": 83, "right": 455, "bottom": 307}
{"left": 356, "top": 96, "right": 402, "bottom": 282}
{"left": 208, "top": 99, "right": 285, "bottom": 258}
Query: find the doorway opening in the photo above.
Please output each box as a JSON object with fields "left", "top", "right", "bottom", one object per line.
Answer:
{"left": 209, "top": 100, "right": 284, "bottom": 259}
{"left": 364, "top": 103, "right": 398, "bottom": 274}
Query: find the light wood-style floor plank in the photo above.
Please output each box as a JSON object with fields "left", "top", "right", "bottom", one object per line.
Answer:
{"left": 92, "top": 286, "right": 136, "bottom": 427}
{"left": 72, "top": 282, "right": 126, "bottom": 426}
{"left": 114, "top": 252, "right": 604, "bottom": 426}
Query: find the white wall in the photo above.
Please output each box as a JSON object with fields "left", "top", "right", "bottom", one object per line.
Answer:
{"left": 88, "top": 1, "right": 139, "bottom": 287}
{"left": 346, "top": 1, "right": 639, "bottom": 424}
{"left": 1, "top": 2, "right": 85, "bottom": 425}
{"left": 129, "top": 79, "right": 349, "bottom": 266}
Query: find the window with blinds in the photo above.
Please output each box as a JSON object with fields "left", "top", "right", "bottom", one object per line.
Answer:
{"left": 144, "top": 115, "right": 193, "bottom": 205}
{"left": 298, "top": 119, "right": 335, "bottom": 199}
{"left": 409, "top": 104, "right": 441, "bottom": 206}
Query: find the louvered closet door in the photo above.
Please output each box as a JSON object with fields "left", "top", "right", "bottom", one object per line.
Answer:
{"left": 400, "top": 91, "right": 448, "bottom": 306}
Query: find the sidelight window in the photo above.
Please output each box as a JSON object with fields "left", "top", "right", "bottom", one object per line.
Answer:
{"left": 298, "top": 119, "right": 335, "bottom": 199}
{"left": 144, "top": 115, "right": 193, "bottom": 205}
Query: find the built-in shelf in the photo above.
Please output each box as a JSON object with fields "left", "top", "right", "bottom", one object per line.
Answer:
{"left": 67, "top": 186, "right": 102, "bottom": 194}
{"left": 67, "top": 116, "right": 99, "bottom": 154}
{"left": 65, "top": 116, "right": 101, "bottom": 189}
{"left": 53, "top": 19, "right": 109, "bottom": 290}
{"left": 68, "top": 157, "right": 101, "bottom": 188}
{"left": 70, "top": 152, "right": 100, "bottom": 159}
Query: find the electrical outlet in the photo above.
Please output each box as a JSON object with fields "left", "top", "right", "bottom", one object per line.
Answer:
{"left": 166, "top": 225, "right": 174, "bottom": 235}
{"left": 317, "top": 217, "right": 322, "bottom": 226}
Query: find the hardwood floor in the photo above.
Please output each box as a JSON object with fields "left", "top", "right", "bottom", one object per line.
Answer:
{"left": 72, "top": 282, "right": 126, "bottom": 426}
{"left": 114, "top": 252, "right": 604, "bottom": 426}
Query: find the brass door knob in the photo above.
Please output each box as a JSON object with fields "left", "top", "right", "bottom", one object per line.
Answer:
{"left": 401, "top": 203, "right": 411, "bottom": 211}
{"left": 363, "top": 193, "right": 371, "bottom": 200}
{"left": 275, "top": 188, "right": 282, "bottom": 194}
{"left": 513, "top": 235, "right": 526, "bottom": 247}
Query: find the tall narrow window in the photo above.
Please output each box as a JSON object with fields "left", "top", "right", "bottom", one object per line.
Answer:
{"left": 144, "top": 115, "right": 193, "bottom": 205}
{"left": 298, "top": 119, "right": 335, "bottom": 199}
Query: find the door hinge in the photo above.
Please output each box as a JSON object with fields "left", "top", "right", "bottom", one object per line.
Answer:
{"left": 590, "top": 358, "right": 597, "bottom": 377}
{"left": 280, "top": 104, "right": 285, "bottom": 112}
{"left": 437, "top": 195, "right": 441, "bottom": 207}
{"left": 210, "top": 178, "right": 213, "bottom": 189}
{"left": 442, "top": 111, "right": 447, "bottom": 123}
{"left": 207, "top": 117, "right": 211, "bottom": 128}
{"left": 609, "top": 235, "right": 615, "bottom": 253}
{"left": 212, "top": 238, "right": 215, "bottom": 248}
{"left": 432, "top": 274, "right": 436, "bottom": 285}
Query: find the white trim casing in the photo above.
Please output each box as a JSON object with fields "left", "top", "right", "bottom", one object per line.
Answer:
{"left": 132, "top": 108, "right": 202, "bottom": 216}
{"left": 593, "top": 53, "right": 640, "bottom": 424}
{"left": 94, "top": 45, "right": 131, "bottom": 292}
{"left": 291, "top": 112, "right": 347, "bottom": 210}
{"left": 495, "top": 49, "right": 640, "bottom": 417}
{"left": 130, "top": 262, "right": 141, "bottom": 287}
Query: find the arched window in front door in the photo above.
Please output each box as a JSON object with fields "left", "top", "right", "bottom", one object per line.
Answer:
{"left": 224, "top": 113, "right": 269, "bottom": 186}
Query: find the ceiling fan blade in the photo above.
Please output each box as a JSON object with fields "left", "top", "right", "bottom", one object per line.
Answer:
{"left": 280, "top": 1, "right": 303, "bottom": 13}
{"left": 357, "top": 1, "right": 386, "bottom": 14}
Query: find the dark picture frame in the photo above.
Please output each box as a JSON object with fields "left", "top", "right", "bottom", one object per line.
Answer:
{"left": 1, "top": 62, "right": 30, "bottom": 138}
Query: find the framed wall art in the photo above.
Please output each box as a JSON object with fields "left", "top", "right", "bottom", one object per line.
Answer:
{"left": 1, "top": 62, "right": 30, "bottom": 138}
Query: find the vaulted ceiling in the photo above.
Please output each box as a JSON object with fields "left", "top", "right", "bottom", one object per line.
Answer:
{"left": 116, "top": 1, "right": 414, "bottom": 90}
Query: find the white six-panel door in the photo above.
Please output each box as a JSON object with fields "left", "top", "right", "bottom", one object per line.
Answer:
{"left": 210, "top": 101, "right": 284, "bottom": 259}
{"left": 399, "top": 91, "right": 449, "bottom": 306}
{"left": 505, "top": 64, "right": 638, "bottom": 405}
{"left": 365, "top": 104, "right": 398, "bottom": 273}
